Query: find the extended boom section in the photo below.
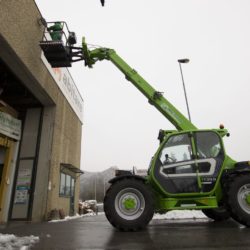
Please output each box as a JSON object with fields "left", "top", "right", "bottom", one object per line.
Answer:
{"left": 83, "top": 41, "right": 196, "bottom": 131}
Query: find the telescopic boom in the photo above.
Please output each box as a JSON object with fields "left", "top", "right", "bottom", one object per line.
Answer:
{"left": 81, "top": 38, "right": 196, "bottom": 131}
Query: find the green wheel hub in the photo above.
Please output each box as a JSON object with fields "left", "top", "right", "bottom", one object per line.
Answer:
{"left": 246, "top": 194, "right": 250, "bottom": 205}
{"left": 123, "top": 197, "right": 137, "bottom": 210}
{"left": 115, "top": 187, "right": 145, "bottom": 220}
{"left": 237, "top": 184, "right": 250, "bottom": 213}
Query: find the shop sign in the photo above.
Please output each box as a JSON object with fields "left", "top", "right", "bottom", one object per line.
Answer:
{"left": 14, "top": 167, "right": 32, "bottom": 205}
{"left": 14, "top": 188, "right": 28, "bottom": 204}
{"left": 0, "top": 111, "right": 22, "bottom": 140}
{"left": 41, "top": 53, "right": 84, "bottom": 123}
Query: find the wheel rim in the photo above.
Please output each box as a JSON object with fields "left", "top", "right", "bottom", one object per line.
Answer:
{"left": 115, "top": 188, "right": 145, "bottom": 220}
{"left": 237, "top": 184, "right": 250, "bottom": 214}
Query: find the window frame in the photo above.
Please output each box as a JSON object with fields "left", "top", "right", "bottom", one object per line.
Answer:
{"left": 159, "top": 133, "right": 193, "bottom": 165}
{"left": 59, "top": 171, "right": 76, "bottom": 198}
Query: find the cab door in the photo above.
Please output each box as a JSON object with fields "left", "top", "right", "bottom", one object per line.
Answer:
{"left": 194, "top": 131, "right": 225, "bottom": 192}
{"left": 153, "top": 131, "right": 224, "bottom": 194}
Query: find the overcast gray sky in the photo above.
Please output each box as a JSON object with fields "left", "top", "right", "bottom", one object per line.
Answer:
{"left": 36, "top": 0, "right": 250, "bottom": 172}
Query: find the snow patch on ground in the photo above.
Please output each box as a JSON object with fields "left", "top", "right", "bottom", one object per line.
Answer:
{"left": 49, "top": 212, "right": 104, "bottom": 223}
{"left": 0, "top": 233, "right": 39, "bottom": 250}
{"left": 153, "top": 210, "right": 207, "bottom": 220}
{"left": 49, "top": 210, "right": 207, "bottom": 223}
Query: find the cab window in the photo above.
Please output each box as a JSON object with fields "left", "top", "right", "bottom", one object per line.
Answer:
{"left": 159, "top": 134, "right": 192, "bottom": 165}
{"left": 195, "top": 132, "right": 223, "bottom": 159}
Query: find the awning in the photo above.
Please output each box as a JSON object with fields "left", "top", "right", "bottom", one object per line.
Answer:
{"left": 60, "top": 163, "right": 84, "bottom": 178}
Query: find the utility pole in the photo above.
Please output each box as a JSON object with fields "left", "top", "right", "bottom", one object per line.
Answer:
{"left": 103, "top": 177, "right": 106, "bottom": 198}
{"left": 94, "top": 174, "right": 97, "bottom": 201}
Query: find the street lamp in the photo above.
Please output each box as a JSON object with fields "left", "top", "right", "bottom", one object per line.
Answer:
{"left": 178, "top": 58, "right": 192, "bottom": 122}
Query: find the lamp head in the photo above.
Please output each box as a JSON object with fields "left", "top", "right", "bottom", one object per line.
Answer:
{"left": 178, "top": 59, "right": 190, "bottom": 63}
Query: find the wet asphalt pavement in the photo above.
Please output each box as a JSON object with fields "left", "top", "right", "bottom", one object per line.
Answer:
{"left": 1, "top": 214, "right": 250, "bottom": 250}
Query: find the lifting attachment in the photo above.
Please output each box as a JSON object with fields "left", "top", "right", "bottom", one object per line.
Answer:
{"left": 39, "top": 21, "right": 84, "bottom": 67}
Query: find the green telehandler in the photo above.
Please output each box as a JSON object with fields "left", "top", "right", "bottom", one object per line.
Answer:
{"left": 40, "top": 21, "right": 250, "bottom": 231}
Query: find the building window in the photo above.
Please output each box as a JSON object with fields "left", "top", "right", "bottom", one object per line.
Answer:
{"left": 59, "top": 172, "right": 75, "bottom": 197}
{"left": 59, "top": 173, "right": 66, "bottom": 195}
{"left": 71, "top": 178, "right": 75, "bottom": 196}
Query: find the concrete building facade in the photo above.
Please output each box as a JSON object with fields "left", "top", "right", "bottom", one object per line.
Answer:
{"left": 0, "top": 0, "right": 83, "bottom": 222}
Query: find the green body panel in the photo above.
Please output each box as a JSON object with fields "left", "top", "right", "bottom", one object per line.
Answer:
{"left": 157, "top": 196, "right": 218, "bottom": 211}
{"left": 80, "top": 38, "right": 239, "bottom": 211}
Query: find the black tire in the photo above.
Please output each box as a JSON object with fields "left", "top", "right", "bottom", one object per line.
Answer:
{"left": 104, "top": 177, "right": 154, "bottom": 231}
{"left": 225, "top": 174, "right": 250, "bottom": 227}
{"left": 202, "top": 207, "right": 230, "bottom": 221}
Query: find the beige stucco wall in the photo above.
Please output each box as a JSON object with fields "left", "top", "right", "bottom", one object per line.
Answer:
{"left": 0, "top": 0, "right": 82, "bottom": 220}
{"left": 0, "top": 0, "right": 57, "bottom": 104}
{"left": 47, "top": 97, "right": 82, "bottom": 215}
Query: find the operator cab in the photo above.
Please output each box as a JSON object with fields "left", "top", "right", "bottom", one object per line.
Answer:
{"left": 153, "top": 130, "right": 225, "bottom": 194}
